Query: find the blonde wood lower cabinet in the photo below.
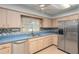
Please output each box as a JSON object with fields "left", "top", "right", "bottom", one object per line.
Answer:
{"left": 28, "top": 35, "right": 54, "bottom": 54}
{"left": 36, "top": 38, "right": 43, "bottom": 51}
{"left": 42, "top": 35, "right": 53, "bottom": 48}
{"left": 25, "top": 40, "right": 30, "bottom": 54}
{"left": 28, "top": 38, "right": 43, "bottom": 54}
{"left": 0, "top": 43, "right": 12, "bottom": 54}
{"left": 0, "top": 35, "right": 58, "bottom": 54}
{"left": 43, "top": 36, "right": 50, "bottom": 48}
{"left": 52, "top": 35, "right": 58, "bottom": 46}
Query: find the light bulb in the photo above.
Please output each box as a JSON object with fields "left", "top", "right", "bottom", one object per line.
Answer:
{"left": 40, "top": 4, "right": 45, "bottom": 7}
{"left": 62, "top": 4, "right": 71, "bottom": 8}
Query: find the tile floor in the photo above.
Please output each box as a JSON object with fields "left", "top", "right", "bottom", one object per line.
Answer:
{"left": 36, "top": 45, "right": 66, "bottom": 54}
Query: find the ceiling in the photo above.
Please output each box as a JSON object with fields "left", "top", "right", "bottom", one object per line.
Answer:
{"left": 16, "top": 4, "right": 79, "bottom": 17}
{"left": 1, "top": 4, "right": 79, "bottom": 18}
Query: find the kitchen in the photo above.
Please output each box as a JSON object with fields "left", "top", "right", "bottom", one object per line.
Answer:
{"left": 0, "top": 4, "right": 78, "bottom": 54}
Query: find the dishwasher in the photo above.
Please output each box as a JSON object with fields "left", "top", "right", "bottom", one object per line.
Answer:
{"left": 12, "top": 40, "right": 27, "bottom": 54}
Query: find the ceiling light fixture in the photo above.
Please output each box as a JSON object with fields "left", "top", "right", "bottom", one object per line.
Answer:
{"left": 51, "top": 4, "right": 71, "bottom": 9}
{"left": 61, "top": 4, "right": 71, "bottom": 8}
{"left": 39, "top": 4, "right": 45, "bottom": 10}
{"left": 40, "top": 4, "right": 45, "bottom": 7}
{"left": 41, "top": 7, "right": 44, "bottom": 10}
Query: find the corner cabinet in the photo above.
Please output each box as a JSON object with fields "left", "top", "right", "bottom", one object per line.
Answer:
{"left": 42, "top": 18, "right": 52, "bottom": 27}
{"left": 0, "top": 8, "right": 21, "bottom": 28}
{"left": 42, "top": 35, "right": 52, "bottom": 48}
{"left": 52, "top": 35, "right": 58, "bottom": 46}
{"left": 52, "top": 20, "right": 58, "bottom": 27}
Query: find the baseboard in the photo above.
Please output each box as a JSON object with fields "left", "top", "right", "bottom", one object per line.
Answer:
{"left": 33, "top": 44, "right": 56, "bottom": 54}
{"left": 57, "top": 48, "right": 70, "bottom": 54}
{"left": 52, "top": 44, "right": 57, "bottom": 47}
{"left": 33, "top": 44, "right": 70, "bottom": 54}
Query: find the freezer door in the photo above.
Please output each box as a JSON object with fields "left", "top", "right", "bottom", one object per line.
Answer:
{"left": 58, "top": 21, "right": 65, "bottom": 50}
{"left": 64, "top": 20, "right": 78, "bottom": 54}
{"left": 65, "top": 32, "right": 78, "bottom": 54}
{"left": 58, "top": 35, "right": 65, "bottom": 50}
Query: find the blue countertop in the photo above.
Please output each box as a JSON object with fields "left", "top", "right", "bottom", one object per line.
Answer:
{"left": 0, "top": 31, "right": 58, "bottom": 44}
{"left": 0, "top": 34, "right": 32, "bottom": 44}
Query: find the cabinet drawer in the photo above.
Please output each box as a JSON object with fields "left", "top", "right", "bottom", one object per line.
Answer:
{"left": 0, "top": 43, "right": 11, "bottom": 50}
{"left": 0, "top": 43, "right": 12, "bottom": 54}
{"left": 0, "top": 47, "right": 11, "bottom": 54}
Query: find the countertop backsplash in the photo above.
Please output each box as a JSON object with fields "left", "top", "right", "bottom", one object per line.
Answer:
{"left": 0, "top": 28, "right": 21, "bottom": 36}
{"left": 0, "top": 28, "right": 58, "bottom": 44}
{"left": 40, "top": 27, "right": 58, "bottom": 33}
{"left": 0, "top": 27, "right": 58, "bottom": 37}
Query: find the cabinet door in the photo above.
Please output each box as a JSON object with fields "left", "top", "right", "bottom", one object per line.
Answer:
{"left": 25, "top": 40, "right": 29, "bottom": 54}
{"left": 7, "top": 10, "right": 21, "bottom": 28}
{"left": 52, "top": 35, "right": 58, "bottom": 46}
{"left": 47, "top": 35, "right": 53, "bottom": 46}
{"left": 52, "top": 20, "right": 58, "bottom": 27}
{"left": 0, "top": 43, "right": 12, "bottom": 54}
{"left": 0, "top": 48, "right": 11, "bottom": 54}
{"left": 29, "top": 38, "right": 43, "bottom": 54}
{"left": 36, "top": 38, "right": 43, "bottom": 51}
{"left": 43, "top": 36, "right": 52, "bottom": 48}
{"left": 42, "top": 19, "right": 52, "bottom": 27}
{"left": 0, "top": 8, "right": 7, "bottom": 28}
{"left": 29, "top": 40, "right": 38, "bottom": 54}
{"left": 43, "top": 37, "right": 49, "bottom": 48}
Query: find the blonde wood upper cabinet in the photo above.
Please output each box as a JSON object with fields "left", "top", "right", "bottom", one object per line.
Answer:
{"left": 0, "top": 43, "right": 12, "bottom": 54}
{"left": 7, "top": 10, "right": 21, "bottom": 28}
{"left": 57, "top": 14, "right": 79, "bottom": 21}
{"left": 52, "top": 20, "right": 58, "bottom": 27}
{"left": 42, "top": 18, "right": 52, "bottom": 27}
{"left": 0, "top": 8, "right": 7, "bottom": 28}
{"left": 0, "top": 8, "right": 21, "bottom": 28}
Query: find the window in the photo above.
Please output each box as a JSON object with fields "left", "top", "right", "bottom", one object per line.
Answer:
{"left": 21, "top": 16, "right": 40, "bottom": 33}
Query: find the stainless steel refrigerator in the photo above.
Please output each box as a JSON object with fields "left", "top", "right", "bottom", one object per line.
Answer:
{"left": 58, "top": 20, "right": 79, "bottom": 54}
